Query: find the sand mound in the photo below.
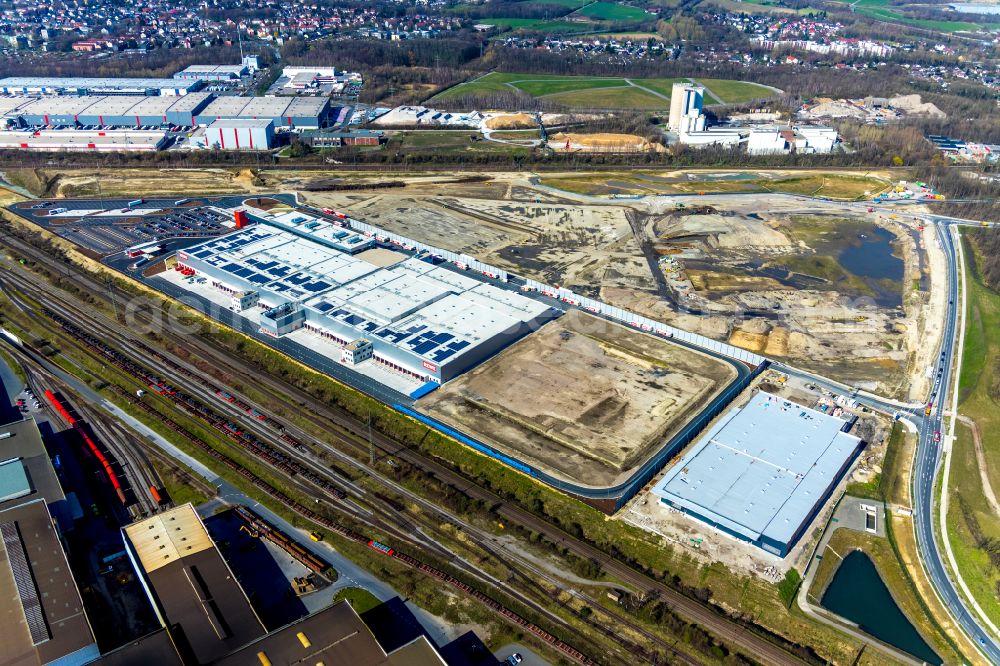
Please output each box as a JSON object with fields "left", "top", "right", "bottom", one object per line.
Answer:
{"left": 888, "top": 94, "right": 946, "bottom": 118}
{"left": 764, "top": 327, "right": 790, "bottom": 356}
{"left": 729, "top": 329, "right": 768, "bottom": 353}
{"left": 485, "top": 113, "right": 536, "bottom": 130}
{"left": 551, "top": 132, "right": 665, "bottom": 153}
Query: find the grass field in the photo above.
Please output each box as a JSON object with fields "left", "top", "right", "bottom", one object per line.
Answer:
{"left": 432, "top": 72, "right": 772, "bottom": 108}
{"left": 533, "top": 0, "right": 588, "bottom": 6}
{"left": 476, "top": 17, "right": 584, "bottom": 32}
{"left": 704, "top": 0, "right": 819, "bottom": 15}
{"left": 572, "top": 1, "right": 649, "bottom": 20}
{"left": 826, "top": 0, "right": 997, "bottom": 31}
{"left": 543, "top": 85, "right": 668, "bottom": 109}
{"left": 946, "top": 424, "right": 1000, "bottom": 626}
{"left": 697, "top": 78, "right": 777, "bottom": 103}
{"left": 946, "top": 233, "right": 1000, "bottom": 627}
{"left": 333, "top": 587, "right": 382, "bottom": 614}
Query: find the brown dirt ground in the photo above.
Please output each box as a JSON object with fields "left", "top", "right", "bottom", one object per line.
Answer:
{"left": 485, "top": 113, "right": 536, "bottom": 130}
{"left": 420, "top": 310, "right": 738, "bottom": 487}
{"left": 729, "top": 329, "right": 768, "bottom": 353}
{"left": 550, "top": 132, "right": 665, "bottom": 153}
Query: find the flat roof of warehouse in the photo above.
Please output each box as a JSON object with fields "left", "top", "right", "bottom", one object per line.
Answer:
{"left": 653, "top": 392, "right": 861, "bottom": 547}
{"left": 122, "top": 95, "right": 187, "bottom": 115}
{"left": 81, "top": 96, "right": 147, "bottom": 116}
{"left": 0, "top": 96, "right": 34, "bottom": 115}
{"left": 0, "top": 132, "right": 165, "bottom": 149}
{"left": 285, "top": 97, "right": 330, "bottom": 116}
{"left": 239, "top": 96, "right": 292, "bottom": 117}
{"left": 0, "top": 76, "right": 194, "bottom": 89}
{"left": 0, "top": 417, "right": 64, "bottom": 510}
{"left": 124, "top": 504, "right": 265, "bottom": 663}
{"left": 182, "top": 212, "right": 553, "bottom": 365}
{"left": 163, "top": 91, "right": 214, "bottom": 113}
{"left": 18, "top": 96, "right": 98, "bottom": 115}
{"left": 178, "top": 65, "right": 245, "bottom": 74}
{"left": 197, "top": 96, "right": 253, "bottom": 117}
{"left": 0, "top": 500, "right": 97, "bottom": 666}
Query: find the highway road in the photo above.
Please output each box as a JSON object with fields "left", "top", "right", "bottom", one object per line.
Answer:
{"left": 911, "top": 219, "right": 999, "bottom": 663}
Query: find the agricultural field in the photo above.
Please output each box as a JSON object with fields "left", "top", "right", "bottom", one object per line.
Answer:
{"left": 704, "top": 0, "right": 820, "bottom": 15}
{"left": 432, "top": 72, "right": 775, "bottom": 108}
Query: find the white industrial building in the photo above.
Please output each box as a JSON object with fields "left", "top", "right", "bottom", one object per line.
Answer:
{"left": 678, "top": 128, "right": 742, "bottom": 148}
{"left": 197, "top": 118, "right": 275, "bottom": 150}
{"left": 0, "top": 128, "right": 168, "bottom": 151}
{"left": 668, "top": 83, "right": 705, "bottom": 133}
{"left": 173, "top": 65, "right": 249, "bottom": 82}
{"left": 795, "top": 126, "right": 838, "bottom": 153}
{"left": 0, "top": 76, "right": 200, "bottom": 96}
{"left": 747, "top": 128, "right": 790, "bottom": 155}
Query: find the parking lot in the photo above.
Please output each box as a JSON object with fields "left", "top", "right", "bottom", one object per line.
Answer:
{"left": 9, "top": 194, "right": 282, "bottom": 256}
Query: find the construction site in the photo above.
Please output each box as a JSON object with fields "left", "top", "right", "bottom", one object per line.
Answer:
{"left": 419, "top": 309, "right": 740, "bottom": 489}
{"left": 3, "top": 166, "right": 944, "bottom": 401}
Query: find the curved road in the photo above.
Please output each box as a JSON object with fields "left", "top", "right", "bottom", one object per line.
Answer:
{"left": 784, "top": 215, "right": 998, "bottom": 663}
{"left": 913, "top": 219, "right": 999, "bottom": 663}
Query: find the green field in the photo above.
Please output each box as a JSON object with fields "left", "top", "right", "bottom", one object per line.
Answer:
{"left": 431, "top": 72, "right": 777, "bottom": 108}
{"left": 532, "top": 0, "right": 588, "bottom": 6}
{"left": 333, "top": 587, "right": 382, "bottom": 614}
{"left": 698, "top": 78, "right": 778, "bottom": 103}
{"left": 542, "top": 85, "right": 667, "bottom": 108}
{"left": 827, "top": 0, "right": 997, "bottom": 31}
{"left": 946, "top": 233, "right": 1000, "bottom": 627}
{"left": 477, "top": 17, "right": 584, "bottom": 32}
{"left": 705, "top": 0, "right": 820, "bottom": 16}
{"left": 572, "top": 1, "right": 650, "bottom": 20}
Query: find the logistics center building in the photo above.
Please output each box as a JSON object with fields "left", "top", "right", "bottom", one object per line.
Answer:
{"left": 0, "top": 76, "right": 201, "bottom": 96}
{"left": 2, "top": 92, "right": 333, "bottom": 130}
{"left": 651, "top": 391, "right": 863, "bottom": 556}
{"left": 175, "top": 209, "right": 559, "bottom": 384}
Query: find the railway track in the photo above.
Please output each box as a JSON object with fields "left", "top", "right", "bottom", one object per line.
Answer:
{"left": 0, "top": 231, "right": 812, "bottom": 666}
{"left": 11, "top": 351, "right": 165, "bottom": 518}
{"left": 0, "top": 272, "right": 647, "bottom": 666}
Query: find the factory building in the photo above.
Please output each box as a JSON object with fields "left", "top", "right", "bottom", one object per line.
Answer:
{"left": 747, "top": 128, "right": 790, "bottom": 155}
{"left": 8, "top": 92, "right": 214, "bottom": 128}
{"left": 198, "top": 118, "right": 275, "bottom": 150}
{"left": 123, "top": 504, "right": 267, "bottom": 662}
{"left": 0, "top": 129, "right": 168, "bottom": 151}
{"left": 193, "top": 95, "right": 332, "bottom": 128}
{"left": 175, "top": 209, "right": 559, "bottom": 385}
{"left": 301, "top": 128, "right": 386, "bottom": 147}
{"left": 113, "top": 503, "right": 449, "bottom": 666}
{"left": 0, "top": 417, "right": 100, "bottom": 666}
{"left": 668, "top": 82, "right": 705, "bottom": 132}
{"left": 0, "top": 76, "right": 201, "bottom": 96}
{"left": 651, "top": 392, "right": 863, "bottom": 556}
{"left": 173, "top": 64, "right": 249, "bottom": 81}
